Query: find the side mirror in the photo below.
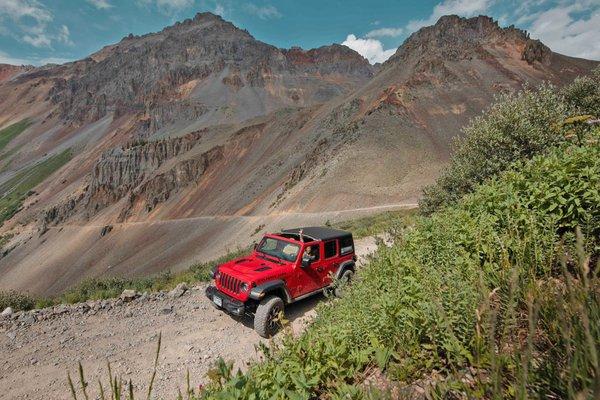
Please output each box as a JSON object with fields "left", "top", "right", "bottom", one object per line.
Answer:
{"left": 253, "top": 241, "right": 258, "bottom": 250}
{"left": 301, "top": 257, "right": 311, "bottom": 268}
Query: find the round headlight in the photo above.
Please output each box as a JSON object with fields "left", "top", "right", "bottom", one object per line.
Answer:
{"left": 240, "top": 283, "right": 249, "bottom": 292}
{"left": 214, "top": 270, "right": 221, "bottom": 280}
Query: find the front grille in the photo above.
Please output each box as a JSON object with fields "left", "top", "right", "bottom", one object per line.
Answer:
{"left": 219, "top": 272, "right": 243, "bottom": 294}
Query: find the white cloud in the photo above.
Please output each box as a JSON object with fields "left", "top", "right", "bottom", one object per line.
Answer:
{"left": 0, "top": 0, "right": 52, "bottom": 24}
{"left": 407, "top": 0, "right": 493, "bottom": 31}
{"left": 57, "top": 25, "right": 73, "bottom": 45}
{"left": 342, "top": 34, "right": 396, "bottom": 64}
{"left": 0, "top": 0, "right": 75, "bottom": 48}
{"left": 22, "top": 33, "right": 51, "bottom": 47}
{"left": 365, "top": 27, "right": 403, "bottom": 38}
{"left": 214, "top": 3, "right": 225, "bottom": 16}
{"left": 526, "top": 4, "right": 600, "bottom": 60}
{"left": 86, "top": 0, "right": 113, "bottom": 10}
{"left": 136, "top": 0, "right": 194, "bottom": 14}
{"left": 0, "top": 50, "right": 72, "bottom": 66}
{"left": 157, "top": 0, "right": 194, "bottom": 9}
{"left": 245, "top": 4, "right": 281, "bottom": 20}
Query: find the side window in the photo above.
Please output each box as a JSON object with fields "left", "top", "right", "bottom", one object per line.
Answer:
{"left": 340, "top": 236, "right": 354, "bottom": 255}
{"left": 302, "top": 244, "right": 320, "bottom": 261}
{"left": 324, "top": 240, "right": 337, "bottom": 259}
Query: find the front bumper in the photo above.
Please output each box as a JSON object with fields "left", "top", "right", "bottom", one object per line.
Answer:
{"left": 205, "top": 285, "right": 246, "bottom": 316}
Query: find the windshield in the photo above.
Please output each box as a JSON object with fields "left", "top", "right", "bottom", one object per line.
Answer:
{"left": 256, "top": 237, "right": 300, "bottom": 262}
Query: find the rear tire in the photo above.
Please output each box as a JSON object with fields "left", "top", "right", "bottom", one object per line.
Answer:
{"left": 254, "top": 295, "right": 284, "bottom": 338}
{"left": 334, "top": 269, "right": 354, "bottom": 298}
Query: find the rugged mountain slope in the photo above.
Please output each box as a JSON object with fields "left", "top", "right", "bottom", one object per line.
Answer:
{"left": 0, "top": 14, "right": 596, "bottom": 296}
{"left": 51, "top": 12, "right": 373, "bottom": 129}
{"left": 265, "top": 15, "right": 597, "bottom": 212}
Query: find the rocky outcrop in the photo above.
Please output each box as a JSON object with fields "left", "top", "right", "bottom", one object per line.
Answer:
{"left": 283, "top": 44, "right": 373, "bottom": 77}
{"left": 0, "top": 64, "right": 32, "bottom": 83}
{"left": 119, "top": 145, "right": 224, "bottom": 219}
{"left": 522, "top": 39, "right": 552, "bottom": 65}
{"left": 89, "top": 130, "right": 206, "bottom": 204}
{"left": 43, "top": 130, "right": 219, "bottom": 224}
{"left": 385, "top": 15, "right": 549, "bottom": 67}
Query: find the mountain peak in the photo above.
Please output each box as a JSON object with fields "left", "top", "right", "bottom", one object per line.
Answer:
{"left": 385, "top": 14, "right": 551, "bottom": 66}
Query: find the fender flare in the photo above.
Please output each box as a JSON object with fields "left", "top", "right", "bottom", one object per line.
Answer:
{"left": 249, "top": 279, "right": 292, "bottom": 303}
{"left": 335, "top": 260, "right": 356, "bottom": 280}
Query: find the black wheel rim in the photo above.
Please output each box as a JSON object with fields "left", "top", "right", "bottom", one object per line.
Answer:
{"left": 268, "top": 305, "right": 282, "bottom": 331}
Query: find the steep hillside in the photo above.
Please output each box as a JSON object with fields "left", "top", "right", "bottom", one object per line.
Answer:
{"left": 0, "top": 14, "right": 597, "bottom": 296}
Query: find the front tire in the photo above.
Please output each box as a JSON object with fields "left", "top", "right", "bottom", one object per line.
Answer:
{"left": 254, "top": 295, "right": 284, "bottom": 338}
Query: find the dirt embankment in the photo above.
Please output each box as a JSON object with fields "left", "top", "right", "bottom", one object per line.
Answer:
{"left": 0, "top": 236, "right": 379, "bottom": 400}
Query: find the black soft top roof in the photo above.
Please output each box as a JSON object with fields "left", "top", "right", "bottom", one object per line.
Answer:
{"left": 280, "top": 226, "right": 352, "bottom": 241}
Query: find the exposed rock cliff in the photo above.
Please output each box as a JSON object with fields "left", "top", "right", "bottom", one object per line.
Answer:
{"left": 119, "top": 145, "right": 224, "bottom": 220}
{"left": 43, "top": 130, "right": 220, "bottom": 224}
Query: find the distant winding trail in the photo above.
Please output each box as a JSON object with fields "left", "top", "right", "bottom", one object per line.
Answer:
{"left": 58, "top": 203, "right": 418, "bottom": 229}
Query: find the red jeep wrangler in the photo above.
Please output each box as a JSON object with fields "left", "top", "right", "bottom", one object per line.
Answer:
{"left": 205, "top": 227, "right": 356, "bottom": 337}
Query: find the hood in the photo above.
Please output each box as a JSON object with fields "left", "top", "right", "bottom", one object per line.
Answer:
{"left": 218, "top": 253, "right": 288, "bottom": 282}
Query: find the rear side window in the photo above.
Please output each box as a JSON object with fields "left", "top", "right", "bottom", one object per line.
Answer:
{"left": 324, "top": 240, "right": 337, "bottom": 258}
{"left": 340, "top": 236, "right": 354, "bottom": 255}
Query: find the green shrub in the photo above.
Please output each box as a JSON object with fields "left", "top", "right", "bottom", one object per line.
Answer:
{"left": 0, "top": 290, "right": 36, "bottom": 311}
{"left": 199, "top": 137, "right": 599, "bottom": 399}
{"left": 563, "top": 66, "right": 600, "bottom": 116}
{"left": 332, "top": 208, "right": 417, "bottom": 239}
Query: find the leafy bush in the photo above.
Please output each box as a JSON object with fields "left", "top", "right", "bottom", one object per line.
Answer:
{"left": 0, "top": 290, "right": 35, "bottom": 311}
{"left": 332, "top": 208, "right": 417, "bottom": 239}
{"left": 563, "top": 66, "right": 600, "bottom": 116}
{"left": 198, "top": 136, "right": 599, "bottom": 399}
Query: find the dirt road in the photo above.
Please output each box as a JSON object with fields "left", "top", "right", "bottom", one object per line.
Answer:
{"left": 0, "top": 237, "right": 380, "bottom": 400}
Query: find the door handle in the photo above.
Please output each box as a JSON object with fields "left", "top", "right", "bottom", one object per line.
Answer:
{"left": 316, "top": 267, "right": 323, "bottom": 272}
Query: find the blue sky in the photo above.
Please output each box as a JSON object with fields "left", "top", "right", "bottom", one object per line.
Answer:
{"left": 0, "top": 0, "right": 599, "bottom": 66}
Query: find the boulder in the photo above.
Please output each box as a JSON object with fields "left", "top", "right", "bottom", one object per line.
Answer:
{"left": 119, "top": 289, "right": 139, "bottom": 302}
{"left": 19, "top": 313, "right": 36, "bottom": 325}
{"left": 1, "top": 307, "right": 14, "bottom": 318}
{"left": 168, "top": 282, "right": 188, "bottom": 298}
